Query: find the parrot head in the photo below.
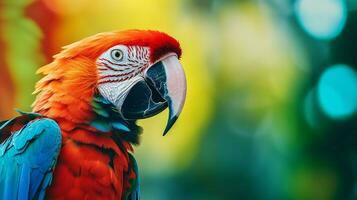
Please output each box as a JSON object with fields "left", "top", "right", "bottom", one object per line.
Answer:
{"left": 33, "top": 30, "right": 186, "bottom": 135}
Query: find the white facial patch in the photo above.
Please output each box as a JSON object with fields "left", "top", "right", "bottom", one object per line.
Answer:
{"left": 96, "top": 45, "right": 150, "bottom": 114}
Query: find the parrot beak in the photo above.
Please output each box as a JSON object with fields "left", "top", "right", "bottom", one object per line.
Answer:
{"left": 145, "top": 54, "right": 187, "bottom": 135}
{"left": 121, "top": 54, "right": 186, "bottom": 135}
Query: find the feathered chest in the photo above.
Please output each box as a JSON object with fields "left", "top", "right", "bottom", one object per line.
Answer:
{"left": 46, "top": 128, "right": 135, "bottom": 200}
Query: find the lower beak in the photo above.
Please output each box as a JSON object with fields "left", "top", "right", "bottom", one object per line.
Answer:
{"left": 121, "top": 55, "right": 186, "bottom": 135}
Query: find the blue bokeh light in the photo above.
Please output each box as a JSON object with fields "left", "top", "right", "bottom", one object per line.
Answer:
{"left": 295, "top": 0, "right": 347, "bottom": 40}
{"left": 317, "top": 64, "right": 357, "bottom": 119}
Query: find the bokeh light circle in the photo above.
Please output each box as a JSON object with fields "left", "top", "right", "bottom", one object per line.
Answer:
{"left": 317, "top": 64, "right": 357, "bottom": 119}
{"left": 295, "top": 0, "right": 347, "bottom": 40}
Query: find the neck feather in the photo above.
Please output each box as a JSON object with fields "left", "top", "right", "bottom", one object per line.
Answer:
{"left": 32, "top": 57, "right": 98, "bottom": 125}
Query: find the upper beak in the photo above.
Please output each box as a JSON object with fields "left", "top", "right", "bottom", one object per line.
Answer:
{"left": 120, "top": 54, "right": 186, "bottom": 135}
{"left": 145, "top": 55, "right": 187, "bottom": 135}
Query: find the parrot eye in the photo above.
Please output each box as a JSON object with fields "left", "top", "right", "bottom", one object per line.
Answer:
{"left": 110, "top": 49, "right": 124, "bottom": 61}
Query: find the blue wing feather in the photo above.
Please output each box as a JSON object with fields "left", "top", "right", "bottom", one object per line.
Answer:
{"left": 0, "top": 117, "right": 61, "bottom": 200}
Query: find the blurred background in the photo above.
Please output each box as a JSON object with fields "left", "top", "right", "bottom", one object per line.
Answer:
{"left": 1, "top": 0, "right": 357, "bottom": 199}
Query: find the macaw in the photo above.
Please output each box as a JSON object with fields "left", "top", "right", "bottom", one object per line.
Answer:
{"left": 0, "top": 30, "right": 186, "bottom": 200}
